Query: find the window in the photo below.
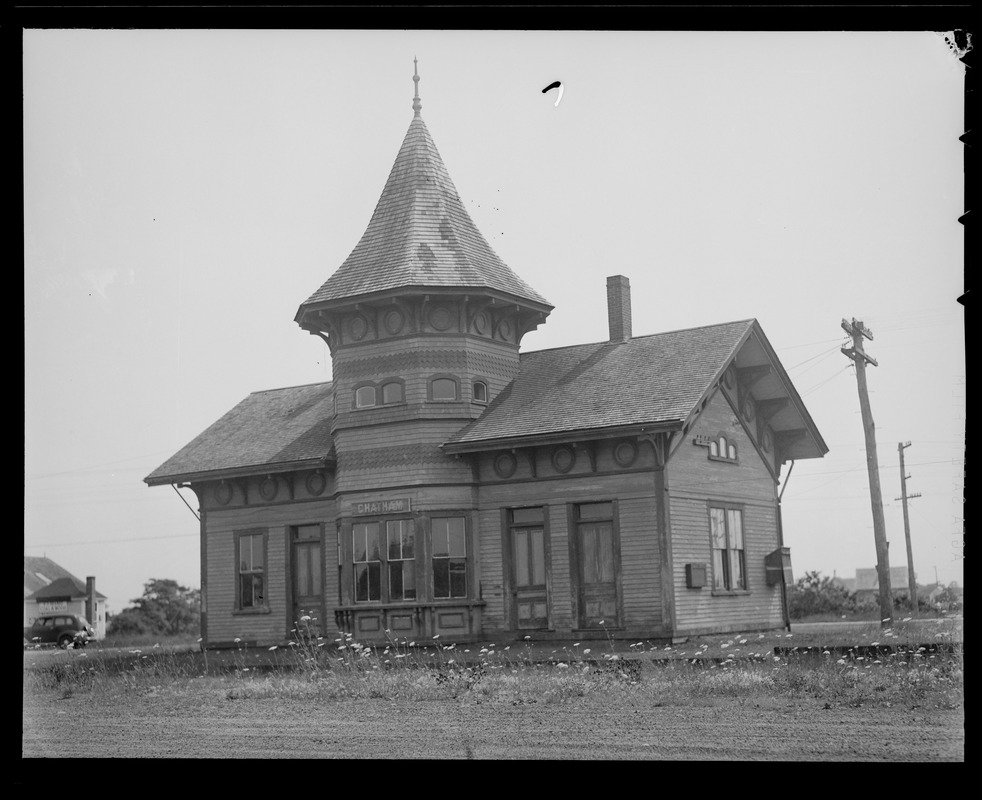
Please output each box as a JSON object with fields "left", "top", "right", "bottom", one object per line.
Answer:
{"left": 237, "top": 530, "right": 267, "bottom": 609}
{"left": 355, "top": 384, "right": 377, "bottom": 408}
{"left": 430, "top": 377, "right": 458, "bottom": 401}
{"left": 710, "top": 506, "right": 746, "bottom": 591}
{"left": 353, "top": 522, "right": 381, "bottom": 602}
{"left": 386, "top": 519, "right": 416, "bottom": 600}
{"left": 708, "top": 434, "right": 738, "bottom": 462}
{"left": 353, "top": 518, "right": 416, "bottom": 603}
{"left": 432, "top": 516, "right": 467, "bottom": 598}
{"left": 381, "top": 380, "right": 404, "bottom": 405}
{"left": 473, "top": 381, "right": 488, "bottom": 403}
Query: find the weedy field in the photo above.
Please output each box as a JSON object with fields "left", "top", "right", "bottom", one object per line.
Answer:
{"left": 22, "top": 616, "right": 963, "bottom": 761}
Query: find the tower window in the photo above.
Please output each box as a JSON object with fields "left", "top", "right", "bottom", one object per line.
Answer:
{"left": 430, "top": 377, "right": 458, "bottom": 401}
{"left": 381, "top": 380, "right": 404, "bottom": 405}
{"left": 354, "top": 384, "right": 377, "bottom": 409}
{"left": 473, "top": 381, "right": 488, "bottom": 403}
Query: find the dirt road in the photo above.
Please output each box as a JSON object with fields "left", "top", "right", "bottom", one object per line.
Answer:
{"left": 22, "top": 690, "right": 964, "bottom": 761}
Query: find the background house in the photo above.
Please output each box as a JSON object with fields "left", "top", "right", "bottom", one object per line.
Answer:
{"left": 24, "top": 556, "right": 107, "bottom": 639}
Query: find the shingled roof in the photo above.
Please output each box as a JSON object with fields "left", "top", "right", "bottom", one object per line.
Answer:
{"left": 296, "top": 112, "right": 550, "bottom": 314}
{"left": 144, "top": 382, "right": 335, "bottom": 486}
{"left": 445, "top": 320, "right": 757, "bottom": 449}
{"left": 27, "top": 575, "right": 106, "bottom": 602}
{"left": 24, "top": 556, "right": 104, "bottom": 599}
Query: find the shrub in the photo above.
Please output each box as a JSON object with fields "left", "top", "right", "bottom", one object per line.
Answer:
{"left": 787, "top": 571, "right": 853, "bottom": 619}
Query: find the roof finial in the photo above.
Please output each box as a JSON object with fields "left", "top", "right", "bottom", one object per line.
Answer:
{"left": 412, "top": 56, "right": 422, "bottom": 117}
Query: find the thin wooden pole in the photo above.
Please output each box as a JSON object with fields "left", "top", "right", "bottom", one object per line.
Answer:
{"left": 841, "top": 318, "right": 892, "bottom": 627}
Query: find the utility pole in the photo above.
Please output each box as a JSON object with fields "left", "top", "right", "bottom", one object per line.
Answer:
{"left": 897, "top": 441, "right": 922, "bottom": 616}
{"left": 841, "top": 318, "right": 892, "bottom": 627}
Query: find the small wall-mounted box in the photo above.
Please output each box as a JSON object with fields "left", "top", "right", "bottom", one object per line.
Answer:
{"left": 685, "top": 563, "right": 707, "bottom": 589}
{"left": 765, "top": 547, "right": 793, "bottom": 586}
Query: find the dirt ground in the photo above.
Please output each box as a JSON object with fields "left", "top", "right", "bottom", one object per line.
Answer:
{"left": 22, "top": 689, "right": 964, "bottom": 761}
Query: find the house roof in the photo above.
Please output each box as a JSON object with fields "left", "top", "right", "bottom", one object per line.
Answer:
{"left": 24, "top": 558, "right": 106, "bottom": 600}
{"left": 28, "top": 576, "right": 107, "bottom": 602}
{"left": 25, "top": 556, "right": 78, "bottom": 597}
{"left": 444, "top": 318, "right": 827, "bottom": 457}
{"left": 295, "top": 109, "right": 551, "bottom": 319}
{"left": 853, "top": 566, "right": 915, "bottom": 591}
{"left": 144, "top": 382, "right": 335, "bottom": 486}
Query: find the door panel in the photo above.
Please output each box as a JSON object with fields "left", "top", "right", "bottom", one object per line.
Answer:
{"left": 578, "top": 521, "right": 618, "bottom": 628}
{"left": 293, "top": 530, "right": 323, "bottom": 639}
{"left": 512, "top": 526, "right": 548, "bottom": 629}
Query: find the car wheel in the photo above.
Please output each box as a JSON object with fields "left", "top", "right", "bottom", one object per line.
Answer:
{"left": 58, "top": 634, "right": 74, "bottom": 649}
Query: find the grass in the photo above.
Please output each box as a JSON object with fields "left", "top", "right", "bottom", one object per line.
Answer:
{"left": 24, "top": 616, "right": 963, "bottom": 711}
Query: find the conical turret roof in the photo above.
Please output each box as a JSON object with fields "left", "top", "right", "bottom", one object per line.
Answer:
{"left": 297, "top": 97, "right": 550, "bottom": 315}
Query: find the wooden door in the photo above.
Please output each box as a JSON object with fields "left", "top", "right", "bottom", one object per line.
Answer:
{"left": 511, "top": 525, "right": 548, "bottom": 629}
{"left": 576, "top": 504, "right": 618, "bottom": 628}
{"left": 292, "top": 525, "right": 323, "bottom": 639}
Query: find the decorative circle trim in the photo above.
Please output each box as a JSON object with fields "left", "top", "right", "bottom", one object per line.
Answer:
{"left": 761, "top": 428, "right": 773, "bottom": 453}
{"left": 496, "top": 319, "right": 512, "bottom": 340}
{"left": 743, "top": 395, "right": 756, "bottom": 423}
{"left": 215, "top": 481, "right": 232, "bottom": 506}
{"left": 552, "top": 445, "right": 576, "bottom": 474}
{"left": 349, "top": 314, "right": 369, "bottom": 341}
{"left": 723, "top": 364, "right": 737, "bottom": 390}
{"left": 384, "top": 309, "right": 405, "bottom": 336}
{"left": 306, "top": 471, "right": 326, "bottom": 496}
{"left": 472, "top": 311, "right": 489, "bottom": 335}
{"left": 614, "top": 440, "right": 638, "bottom": 467}
{"left": 493, "top": 452, "right": 517, "bottom": 479}
{"left": 259, "top": 476, "right": 278, "bottom": 502}
{"left": 429, "top": 305, "right": 454, "bottom": 332}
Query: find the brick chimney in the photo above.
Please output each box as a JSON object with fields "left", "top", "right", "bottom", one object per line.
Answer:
{"left": 86, "top": 576, "right": 96, "bottom": 628}
{"left": 606, "top": 275, "right": 632, "bottom": 342}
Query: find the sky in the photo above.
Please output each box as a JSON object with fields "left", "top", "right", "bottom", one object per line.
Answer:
{"left": 23, "top": 29, "right": 965, "bottom": 613}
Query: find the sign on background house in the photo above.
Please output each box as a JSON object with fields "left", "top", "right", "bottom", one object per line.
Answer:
{"left": 24, "top": 556, "right": 106, "bottom": 639}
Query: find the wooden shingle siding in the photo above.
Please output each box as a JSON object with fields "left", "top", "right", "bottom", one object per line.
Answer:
{"left": 204, "top": 499, "right": 337, "bottom": 646}
{"left": 616, "top": 495, "right": 662, "bottom": 629}
{"left": 669, "top": 389, "right": 783, "bottom": 635}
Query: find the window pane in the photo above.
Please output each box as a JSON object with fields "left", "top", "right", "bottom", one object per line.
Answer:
{"left": 712, "top": 548, "right": 727, "bottom": 590}
{"left": 433, "top": 560, "right": 449, "bottom": 598}
{"left": 514, "top": 530, "right": 530, "bottom": 586}
{"left": 710, "top": 441, "right": 719, "bottom": 456}
{"left": 355, "top": 385, "right": 376, "bottom": 407}
{"left": 382, "top": 382, "right": 403, "bottom": 404}
{"left": 581, "top": 527, "right": 598, "bottom": 583}
{"left": 531, "top": 528, "right": 546, "bottom": 585}
{"left": 511, "top": 507, "right": 544, "bottom": 525}
{"left": 295, "top": 524, "right": 320, "bottom": 541}
{"left": 311, "top": 544, "right": 321, "bottom": 595}
{"left": 432, "top": 378, "right": 457, "bottom": 400}
{"left": 579, "top": 502, "right": 613, "bottom": 520}
{"left": 355, "top": 562, "right": 380, "bottom": 602}
{"left": 596, "top": 525, "right": 613, "bottom": 583}
{"left": 449, "top": 560, "right": 467, "bottom": 597}
{"left": 727, "top": 444, "right": 737, "bottom": 460}
{"left": 390, "top": 560, "right": 416, "bottom": 600}
{"left": 710, "top": 508, "right": 727, "bottom": 549}
{"left": 727, "top": 509, "right": 744, "bottom": 549}
{"left": 296, "top": 546, "right": 310, "bottom": 596}
{"left": 473, "top": 381, "right": 487, "bottom": 402}
{"left": 431, "top": 523, "right": 449, "bottom": 558}
{"left": 730, "top": 549, "right": 745, "bottom": 590}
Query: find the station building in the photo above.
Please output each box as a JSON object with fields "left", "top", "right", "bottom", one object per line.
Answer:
{"left": 146, "top": 69, "right": 827, "bottom": 648}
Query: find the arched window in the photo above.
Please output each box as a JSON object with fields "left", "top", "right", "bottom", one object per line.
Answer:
{"left": 430, "top": 377, "right": 458, "bottom": 401}
{"left": 473, "top": 381, "right": 488, "bottom": 403}
{"left": 381, "top": 380, "right": 404, "bottom": 405}
{"left": 354, "top": 385, "right": 376, "bottom": 409}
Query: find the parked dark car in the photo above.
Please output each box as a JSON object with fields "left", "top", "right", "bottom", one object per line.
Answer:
{"left": 27, "top": 614, "right": 95, "bottom": 648}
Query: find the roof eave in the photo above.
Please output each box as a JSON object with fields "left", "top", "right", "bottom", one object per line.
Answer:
{"left": 144, "top": 457, "right": 335, "bottom": 488}
{"left": 442, "top": 420, "right": 685, "bottom": 455}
